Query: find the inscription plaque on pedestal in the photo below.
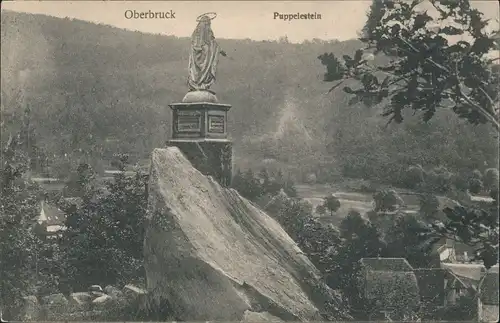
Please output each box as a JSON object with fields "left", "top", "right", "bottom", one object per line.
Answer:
{"left": 208, "top": 115, "right": 224, "bottom": 133}
{"left": 177, "top": 111, "right": 201, "bottom": 132}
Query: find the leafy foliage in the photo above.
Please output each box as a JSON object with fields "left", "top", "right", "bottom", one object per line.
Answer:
{"left": 59, "top": 155, "right": 148, "bottom": 291}
{"left": 421, "top": 201, "right": 499, "bottom": 268}
{"left": 384, "top": 214, "right": 440, "bottom": 268}
{"left": 402, "top": 164, "right": 425, "bottom": 189}
{"left": 331, "top": 211, "right": 386, "bottom": 317}
{"left": 315, "top": 203, "right": 327, "bottom": 215}
{"left": 319, "top": 0, "right": 500, "bottom": 130}
{"left": 418, "top": 193, "right": 441, "bottom": 218}
{"left": 0, "top": 167, "right": 41, "bottom": 318}
{"left": 483, "top": 167, "right": 499, "bottom": 192}
{"left": 373, "top": 189, "right": 405, "bottom": 212}
{"left": 425, "top": 166, "right": 454, "bottom": 193}
{"left": 318, "top": 195, "right": 342, "bottom": 215}
{"left": 63, "top": 163, "right": 98, "bottom": 198}
{"left": 0, "top": 114, "right": 57, "bottom": 318}
{"left": 440, "top": 294, "right": 477, "bottom": 321}
{"left": 231, "top": 168, "right": 297, "bottom": 202}
{"left": 468, "top": 177, "right": 483, "bottom": 194}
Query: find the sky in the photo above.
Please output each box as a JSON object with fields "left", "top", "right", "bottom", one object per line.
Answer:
{"left": 1, "top": 0, "right": 499, "bottom": 43}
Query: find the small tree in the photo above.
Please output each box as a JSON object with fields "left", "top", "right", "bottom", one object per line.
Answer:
{"left": 468, "top": 177, "right": 483, "bottom": 194}
{"left": 60, "top": 155, "right": 148, "bottom": 291}
{"left": 330, "top": 211, "right": 386, "bottom": 317}
{"left": 471, "top": 169, "right": 483, "bottom": 181}
{"left": 452, "top": 171, "right": 471, "bottom": 192}
{"left": 402, "top": 165, "right": 425, "bottom": 189}
{"left": 232, "top": 169, "right": 262, "bottom": 201}
{"left": 63, "top": 162, "right": 97, "bottom": 198}
{"left": 258, "top": 168, "right": 270, "bottom": 190}
{"left": 384, "top": 214, "right": 440, "bottom": 268}
{"left": 425, "top": 166, "right": 454, "bottom": 194}
{"left": 231, "top": 168, "right": 244, "bottom": 190}
{"left": 283, "top": 177, "right": 298, "bottom": 198}
{"left": 321, "top": 195, "right": 341, "bottom": 215}
{"left": 373, "top": 189, "right": 404, "bottom": 212}
{"left": 483, "top": 168, "right": 499, "bottom": 192}
{"left": 419, "top": 193, "right": 441, "bottom": 218}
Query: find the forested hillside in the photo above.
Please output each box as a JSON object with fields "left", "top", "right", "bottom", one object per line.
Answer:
{"left": 1, "top": 10, "right": 497, "bottom": 182}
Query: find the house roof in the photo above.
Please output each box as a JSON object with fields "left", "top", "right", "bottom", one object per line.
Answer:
{"left": 414, "top": 268, "right": 446, "bottom": 306}
{"left": 364, "top": 270, "right": 421, "bottom": 310}
{"left": 478, "top": 267, "right": 499, "bottom": 305}
{"left": 360, "top": 258, "right": 414, "bottom": 272}
{"left": 469, "top": 195, "right": 495, "bottom": 204}
{"left": 441, "top": 263, "right": 486, "bottom": 282}
{"left": 38, "top": 201, "right": 66, "bottom": 226}
{"left": 437, "top": 196, "right": 462, "bottom": 210}
{"left": 454, "top": 242, "right": 475, "bottom": 255}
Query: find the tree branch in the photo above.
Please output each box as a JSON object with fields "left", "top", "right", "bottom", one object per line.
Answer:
{"left": 394, "top": 35, "right": 500, "bottom": 130}
{"left": 453, "top": 61, "right": 500, "bottom": 130}
{"left": 327, "top": 80, "right": 345, "bottom": 93}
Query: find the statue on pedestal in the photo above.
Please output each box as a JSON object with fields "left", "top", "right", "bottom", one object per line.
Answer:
{"left": 169, "top": 12, "right": 233, "bottom": 186}
{"left": 187, "top": 12, "right": 227, "bottom": 92}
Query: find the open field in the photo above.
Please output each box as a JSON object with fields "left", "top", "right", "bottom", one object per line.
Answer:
{"left": 296, "top": 183, "right": 421, "bottom": 226}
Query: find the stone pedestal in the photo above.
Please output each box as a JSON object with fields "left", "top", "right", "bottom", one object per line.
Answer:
{"left": 167, "top": 91, "right": 233, "bottom": 186}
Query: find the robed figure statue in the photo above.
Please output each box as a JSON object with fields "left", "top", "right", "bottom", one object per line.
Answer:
{"left": 188, "top": 13, "right": 226, "bottom": 91}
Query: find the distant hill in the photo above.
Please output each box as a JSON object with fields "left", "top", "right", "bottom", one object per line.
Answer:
{"left": 1, "top": 10, "right": 497, "bottom": 181}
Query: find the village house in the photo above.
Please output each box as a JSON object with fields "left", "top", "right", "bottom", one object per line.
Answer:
{"left": 441, "top": 263, "right": 487, "bottom": 296}
{"left": 413, "top": 263, "right": 499, "bottom": 321}
{"left": 34, "top": 200, "right": 67, "bottom": 238}
{"left": 433, "top": 238, "right": 480, "bottom": 264}
{"left": 358, "top": 257, "right": 497, "bottom": 322}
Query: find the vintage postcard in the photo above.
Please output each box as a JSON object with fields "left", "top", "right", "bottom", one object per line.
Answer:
{"left": 1, "top": 0, "right": 499, "bottom": 322}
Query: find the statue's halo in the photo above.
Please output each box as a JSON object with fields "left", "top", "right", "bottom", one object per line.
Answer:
{"left": 196, "top": 12, "right": 217, "bottom": 21}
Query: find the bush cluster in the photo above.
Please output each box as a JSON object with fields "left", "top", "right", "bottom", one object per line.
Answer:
{"left": 231, "top": 168, "right": 297, "bottom": 202}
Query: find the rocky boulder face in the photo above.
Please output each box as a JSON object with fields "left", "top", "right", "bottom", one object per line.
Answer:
{"left": 144, "top": 148, "right": 348, "bottom": 321}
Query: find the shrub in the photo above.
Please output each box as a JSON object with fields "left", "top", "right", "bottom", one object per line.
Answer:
{"left": 373, "top": 189, "right": 404, "bottom": 212}
{"left": 468, "top": 178, "right": 483, "bottom": 195}
{"left": 452, "top": 171, "right": 471, "bottom": 192}
{"left": 402, "top": 165, "right": 425, "bottom": 189}
{"left": 440, "top": 294, "right": 476, "bottom": 321}
{"left": 316, "top": 204, "right": 327, "bottom": 215}
{"left": 471, "top": 169, "right": 483, "bottom": 180}
{"left": 232, "top": 168, "right": 298, "bottom": 201}
{"left": 425, "top": 166, "right": 453, "bottom": 194}
{"left": 419, "top": 194, "right": 440, "bottom": 218}
{"left": 483, "top": 168, "right": 499, "bottom": 192}
{"left": 59, "top": 157, "right": 148, "bottom": 291}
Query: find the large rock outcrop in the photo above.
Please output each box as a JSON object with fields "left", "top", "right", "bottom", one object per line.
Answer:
{"left": 144, "top": 148, "right": 348, "bottom": 321}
